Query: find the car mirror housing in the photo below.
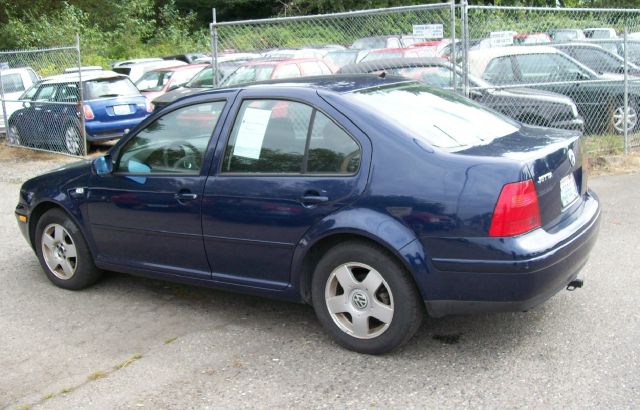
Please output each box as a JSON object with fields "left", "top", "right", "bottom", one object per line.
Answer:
{"left": 22, "top": 101, "right": 31, "bottom": 109}
{"left": 93, "top": 155, "right": 113, "bottom": 176}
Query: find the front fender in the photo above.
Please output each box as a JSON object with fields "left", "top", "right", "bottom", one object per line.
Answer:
{"left": 290, "top": 207, "right": 431, "bottom": 300}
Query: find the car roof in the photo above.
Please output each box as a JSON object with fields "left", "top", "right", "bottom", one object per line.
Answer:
{"left": 242, "top": 58, "right": 325, "bottom": 66}
{"left": 468, "top": 45, "right": 560, "bottom": 76}
{"left": 0, "top": 67, "right": 34, "bottom": 75}
{"left": 41, "top": 70, "right": 126, "bottom": 84}
{"left": 339, "top": 57, "right": 449, "bottom": 74}
{"left": 150, "top": 64, "right": 208, "bottom": 73}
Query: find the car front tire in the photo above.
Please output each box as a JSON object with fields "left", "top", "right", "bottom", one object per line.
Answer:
{"left": 35, "top": 208, "right": 102, "bottom": 290}
{"left": 311, "top": 241, "right": 424, "bottom": 354}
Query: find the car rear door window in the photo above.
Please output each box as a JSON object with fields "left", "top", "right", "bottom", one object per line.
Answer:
{"left": 117, "top": 101, "right": 226, "bottom": 174}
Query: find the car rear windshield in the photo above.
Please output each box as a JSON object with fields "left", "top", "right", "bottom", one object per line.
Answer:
{"left": 85, "top": 77, "right": 140, "bottom": 99}
{"left": 348, "top": 82, "right": 520, "bottom": 150}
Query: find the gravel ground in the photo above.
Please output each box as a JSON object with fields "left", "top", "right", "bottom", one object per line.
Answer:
{"left": 0, "top": 150, "right": 638, "bottom": 409}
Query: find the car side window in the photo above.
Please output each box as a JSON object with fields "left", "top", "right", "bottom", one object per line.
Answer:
{"left": 388, "top": 38, "right": 401, "bottom": 48}
{"left": 117, "top": 101, "right": 226, "bottom": 174}
{"left": 34, "top": 84, "right": 58, "bottom": 101}
{"left": 273, "top": 64, "right": 301, "bottom": 79}
{"left": 483, "top": 57, "right": 515, "bottom": 84}
{"left": 301, "top": 62, "right": 323, "bottom": 76}
{"left": 307, "top": 111, "right": 360, "bottom": 174}
{"left": 55, "top": 83, "right": 80, "bottom": 103}
{"left": 222, "top": 99, "right": 361, "bottom": 175}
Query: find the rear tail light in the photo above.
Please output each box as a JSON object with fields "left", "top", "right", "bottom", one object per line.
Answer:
{"left": 83, "top": 104, "right": 94, "bottom": 120}
{"left": 489, "top": 179, "right": 541, "bottom": 237}
{"left": 146, "top": 99, "right": 154, "bottom": 113}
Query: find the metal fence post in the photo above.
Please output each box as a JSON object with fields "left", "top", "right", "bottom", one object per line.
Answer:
{"left": 211, "top": 8, "right": 219, "bottom": 87}
{"left": 624, "top": 25, "right": 629, "bottom": 155}
{"left": 449, "top": 0, "right": 457, "bottom": 94}
{"left": 461, "top": 0, "right": 469, "bottom": 98}
{"left": 76, "top": 33, "right": 87, "bottom": 156}
{"left": 0, "top": 66, "right": 9, "bottom": 143}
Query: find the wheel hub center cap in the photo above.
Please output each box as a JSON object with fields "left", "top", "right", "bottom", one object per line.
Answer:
{"left": 350, "top": 289, "right": 369, "bottom": 310}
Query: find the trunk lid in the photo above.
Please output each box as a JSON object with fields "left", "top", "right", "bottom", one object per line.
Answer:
{"left": 459, "top": 125, "right": 586, "bottom": 229}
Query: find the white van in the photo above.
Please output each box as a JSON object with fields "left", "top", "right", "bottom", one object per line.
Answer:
{"left": 0, "top": 67, "right": 40, "bottom": 134}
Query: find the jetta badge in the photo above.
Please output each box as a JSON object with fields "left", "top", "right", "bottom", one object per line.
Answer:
{"left": 567, "top": 149, "right": 576, "bottom": 167}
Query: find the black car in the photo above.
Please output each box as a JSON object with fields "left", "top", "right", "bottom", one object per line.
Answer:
{"left": 552, "top": 42, "right": 640, "bottom": 76}
{"left": 339, "top": 58, "right": 584, "bottom": 131}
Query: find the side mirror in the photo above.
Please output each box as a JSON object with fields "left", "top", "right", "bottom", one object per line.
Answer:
{"left": 469, "top": 89, "right": 484, "bottom": 99}
{"left": 93, "top": 155, "right": 113, "bottom": 176}
{"left": 22, "top": 101, "right": 31, "bottom": 108}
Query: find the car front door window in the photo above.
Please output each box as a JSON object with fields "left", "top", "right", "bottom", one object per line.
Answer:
{"left": 118, "top": 101, "right": 226, "bottom": 174}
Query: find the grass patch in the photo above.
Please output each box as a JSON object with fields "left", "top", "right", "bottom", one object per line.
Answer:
{"left": 113, "top": 353, "right": 143, "bottom": 370}
{"left": 583, "top": 134, "right": 625, "bottom": 156}
{"left": 60, "top": 387, "right": 73, "bottom": 394}
{"left": 87, "top": 370, "right": 108, "bottom": 381}
{"left": 41, "top": 392, "right": 55, "bottom": 400}
{"left": 164, "top": 337, "right": 178, "bottom": 345}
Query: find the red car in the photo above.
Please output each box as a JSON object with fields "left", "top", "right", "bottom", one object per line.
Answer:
{"left": 134, "top": 64, "right": 208, "bottom": 101}
{"left": 220, "top": 58, "right": 333, "bottom": 86}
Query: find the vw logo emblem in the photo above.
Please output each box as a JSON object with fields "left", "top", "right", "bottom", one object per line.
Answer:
{"left": 351, "top": 290, "right": 369, "bottom": 310}
{"left": 567, "top": 149, "right": 576, "bottom": 167}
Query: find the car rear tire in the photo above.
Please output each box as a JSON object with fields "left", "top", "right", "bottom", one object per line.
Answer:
{"left": 35, "top": 208, "right": 102, "bottom": 290}
{"left": 311, "top": 241, "right": 423, "bottom": 354}
{"left": 63, "top": 124, "right": 82, "bottom": 155}
{"left": 8, "top": 124, "right": 21, "bottom": 145}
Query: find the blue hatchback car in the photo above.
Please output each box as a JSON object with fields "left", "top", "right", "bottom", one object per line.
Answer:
{"left": 15, "top": 75, "right": 601, "bottom": 354}
{"left": 8, "top": 71, "right": 151, "bottom": 154}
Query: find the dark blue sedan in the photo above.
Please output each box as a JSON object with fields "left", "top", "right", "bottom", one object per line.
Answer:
{"left": 15, "top": 75, "right": 601, "bottom": 354}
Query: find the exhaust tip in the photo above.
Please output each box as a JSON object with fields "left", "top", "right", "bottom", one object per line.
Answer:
{"left": 567, "top": 279, "right": 584, "bottom": 291}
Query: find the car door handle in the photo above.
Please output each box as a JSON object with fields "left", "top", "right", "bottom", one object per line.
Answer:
{"left": 174, "top": 192, "right": 198, "bottom": 201}
{"left": 300, "top": 194, "right": 329, "bottom": 205}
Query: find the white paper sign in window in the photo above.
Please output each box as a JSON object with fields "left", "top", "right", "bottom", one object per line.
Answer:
{"left": 233, "top": 107, "right": 272, "bottom": 159}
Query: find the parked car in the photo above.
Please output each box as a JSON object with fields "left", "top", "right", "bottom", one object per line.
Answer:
{"left": 263, "top": 49, "right": 328, "bottom": 60}
{"left": 163, "top": 53, "right": 207, "bottom": 64}
{"left": 549, "top": 29, "right": 586, "bottom": 42}
{"left": 587, "top": 39, "right": 640, "bottom": 66}
{"left": 468, "top": 45, "right": 640, "bottom": 134}
{"left": 584, "top": 28, "right": 617, "bottom": 39}
{"left": 513, "top": 33, "right": 551, "bottom": 45}
{"left": 134, "top": 64, "right": 208, "bottom": 101}
{"left": 219, "top": 58, "right": 333, "bottom": 87}
{"left": 111, "top": 58, "right": 162, "bottom": 68}
{"left": 552, "top": 42, "right": 640, "bottom": 76}
{"left": 338, "top": 57, "right": 584, "bottom": 131}
{"left": 192, "top": 53, "right": 263, "bottom": 65}
{"left": 8, "top": 71, "right": 151, "bottom": 154}
{"left": 63, "top": 66, "right": 104, "bottom": 74}
{"left": 359, "top": 47, "right": 436, "bottom": 62}
{"left": 15, "top": 75, "right": 600, "bottom": 354}
{"left": 112, "top": 60, "right": 187, "bottom": 83}
{"left": 0, "top": 67, "right": 39, "bottom": 134}
{"left": 324, "top": 50, "right": 362, "bottom": 68}
{"left": 350, "top": 35, "right": 408, "bottom": 50}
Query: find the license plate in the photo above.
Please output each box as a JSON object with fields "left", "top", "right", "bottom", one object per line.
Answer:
{"left": 113, "top": 105, "right": 131, "bottom": 115}
{"left": 560, "top": 173, "right": 579, "bottom": 208}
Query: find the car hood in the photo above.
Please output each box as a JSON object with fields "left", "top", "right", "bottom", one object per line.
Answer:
{"left": 22, "top": 160, "right": 92, "bottom": 195}
{"left": 151, "top": 87, "right": 208, "bottom": 105}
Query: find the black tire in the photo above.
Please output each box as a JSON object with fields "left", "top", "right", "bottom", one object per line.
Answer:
{"left": 311, "top": 241, "right": 424, "bottom": 354}
{"left": 35, "top": 208, "right": 102, "bottom": 290}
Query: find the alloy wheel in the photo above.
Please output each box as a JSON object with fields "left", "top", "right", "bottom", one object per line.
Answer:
{"left": 41, "top": 223, "right": 78, "bottom": 280}
{"left": 64, "top": 126, "right": 81, "bottom": 155}
{"left": 612, "top": 105, "right": 638, "bottom": 133}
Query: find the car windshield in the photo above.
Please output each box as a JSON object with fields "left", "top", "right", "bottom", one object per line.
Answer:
{"left": 85, "top": 77, "right": 140, "bottom": 99}
{"left": 348, "top": 82, "right": 519, "bottom": 150}
{"left": 135, "top": 70, "right": 174, "bottom": 92}
{"left": 221, "top": 65, "right": 276, "bottom": 86}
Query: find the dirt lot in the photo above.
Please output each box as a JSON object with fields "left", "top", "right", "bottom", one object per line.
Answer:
{"left": 0, "top": 145, "right": 638, "bottom": 409}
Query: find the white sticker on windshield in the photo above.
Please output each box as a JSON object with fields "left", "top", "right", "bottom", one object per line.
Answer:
{"left": 233, "top": 107, "right": 272, "bottom": 159}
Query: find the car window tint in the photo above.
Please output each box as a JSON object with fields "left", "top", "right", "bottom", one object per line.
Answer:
{"left": 55, "top": 83, "right": 80, "bottom": 102}
{"left": 483, "top": 57, "right": 515, "bottom": 84}
{"left": 307, "top": 111, "right": 360, "bottom": 174}
{"left": 572, "top": 47, "right": 620, "bottom": 72}
{"left": 1, "top": 73, "right": 25, "bottom": 93}
{"left": 118, "top": 101, "right": 225, "bottom": 174}
{"left": 273, "top": 64, "right": 300, "bottom": 79}
{"left": 34, "top": 84, "right": 58, "bottom": 101}
{"left": 20, "top": 83, "right": 39, "bottom": 100}
{"left": 85, "top": 77, "right": 140, "bottom": 99}
{"left": 222, "top": 100, "right": 312, "bottom": 173}
{"left": 516, "top": 53, "right": 587, "bottom": 82}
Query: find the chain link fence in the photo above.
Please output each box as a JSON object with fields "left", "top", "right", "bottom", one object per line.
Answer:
{"left": 0, "top": 39, "right": 86, "bottom": 156}
{"left": 211, "top": 2, "right": 640, "bottom": 159}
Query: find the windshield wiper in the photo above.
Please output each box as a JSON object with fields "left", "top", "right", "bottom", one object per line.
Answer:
{"left": 97, "top": 94, "right": 121, "bottom": 98}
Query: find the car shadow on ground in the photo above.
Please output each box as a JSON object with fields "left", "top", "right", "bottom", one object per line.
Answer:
{"left": 91, "top": 269, "right": 552, "bottom": 356}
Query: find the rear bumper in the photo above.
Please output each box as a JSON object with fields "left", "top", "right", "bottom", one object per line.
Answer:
{"left": 85, "top": 117, "right": 146, "bottom": 142}
{"left": 423, "top": 190, "right": 601, "bottom": 317}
